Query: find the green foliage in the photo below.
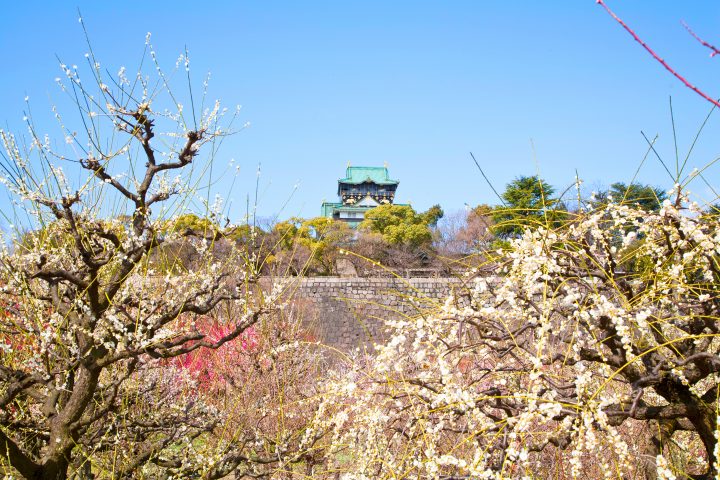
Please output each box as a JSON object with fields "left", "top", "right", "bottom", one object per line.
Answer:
{"left": 422, "top": 204, "right": 444, "bottom": 227}
{"left": 617, "top": 238, "right": 655, "bottom": 277}
{"left": 272, "top": 218, "right": 301, "bottom": 250}
{"left": 705, "top": 203, "right": 720, "bottom": 219}
{"left": 298, "top": 217, "right": 352, "bottom": 245}
{"left": 492, "top": 175, "right": 565, "bottom": 237}
{"left": 470, "top": 204, "right": 493, "bottom": 218}
{"left": 226, "top": 223, "right": 261, "bottom": 243}
{"left": 162, "top": 213, "right": 220, "bottom": 236}
{"left": 595, "top": 182, "right": 667, "bottom": 211}
{"left": 296, "top": 217, "right": 353, "bottom": 255}
{"left": 272, "top": 217, "right": 353, "bottom": 274}
{"left": 360, "top": 204, "right": 433, "bottom": 247}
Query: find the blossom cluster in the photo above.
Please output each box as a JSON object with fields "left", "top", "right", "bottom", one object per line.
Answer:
{"left": 316, "top": 195, "right": 720, "bottom": 479}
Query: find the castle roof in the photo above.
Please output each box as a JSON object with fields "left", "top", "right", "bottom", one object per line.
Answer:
{"left": 339, "top": 166, "right": 399, "bottom": 186}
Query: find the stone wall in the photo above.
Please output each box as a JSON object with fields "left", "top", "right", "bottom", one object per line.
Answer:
{"left": 290, "top": 277, "right": 465, "bottom": 352}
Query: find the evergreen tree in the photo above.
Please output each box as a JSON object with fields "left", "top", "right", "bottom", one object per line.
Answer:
{"left": 594, "top": 182, "right": 667, "bottom": 211}
{"left": 492, "top": 176, "right": 565, "bottom": 238}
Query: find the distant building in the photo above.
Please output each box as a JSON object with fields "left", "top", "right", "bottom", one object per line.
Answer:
{"left": 321, "top": 166, "right": 400, "bottom": 227}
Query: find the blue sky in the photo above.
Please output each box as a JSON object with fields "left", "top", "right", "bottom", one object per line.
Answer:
{"left": 2, "top": 1, "right": 720, "bottom": 224}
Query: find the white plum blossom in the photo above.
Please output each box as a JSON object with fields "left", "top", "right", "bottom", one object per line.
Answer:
{"left": 317, "top": 194, "right": 720, "bottom": 478}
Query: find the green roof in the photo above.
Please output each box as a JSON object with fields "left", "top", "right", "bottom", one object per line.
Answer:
{"left": 320, "top": 202, "right": 377, "bottom": 217}
{"left": 339, "top": 166, "right": 399, "bottom": 186}
{"left": 320, "top": 202, "right": 342, "bottom": 217}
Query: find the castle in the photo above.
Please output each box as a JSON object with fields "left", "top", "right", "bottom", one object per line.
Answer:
{"left": 321, "top": 166, "right": 400, "bottom": 227}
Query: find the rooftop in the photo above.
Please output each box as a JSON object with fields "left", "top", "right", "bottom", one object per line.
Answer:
{"left": 339, "top": 166, "right": 399, "bottom": 186}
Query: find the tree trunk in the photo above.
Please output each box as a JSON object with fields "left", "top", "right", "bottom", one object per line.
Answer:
{"left": 37, "top": 365, "right": 101, "bottom": 480}
{"left": 655, "top": 379, "right": 717, "bottom": 479}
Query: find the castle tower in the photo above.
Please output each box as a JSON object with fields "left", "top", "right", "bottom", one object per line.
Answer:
{"left": 321, "top": 166, "right": 399, "bottom": 227}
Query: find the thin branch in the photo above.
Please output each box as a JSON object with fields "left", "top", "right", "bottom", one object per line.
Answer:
{"left": 597, "top": 0, "right": 720, "bottom": 109}
{"left": 682, "top": 21, "right": 720, "bottom": 57}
